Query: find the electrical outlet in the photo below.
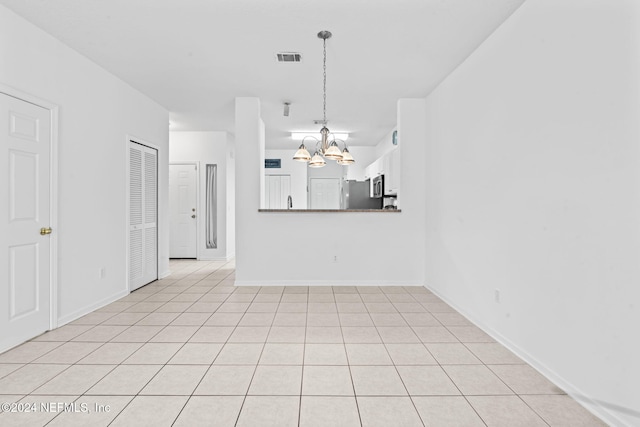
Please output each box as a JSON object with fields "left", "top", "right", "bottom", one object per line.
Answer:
{"left": 332, "top": 255, "right": 338, "bottom": 263}
{"left": 494, "top": 289, "right": 500, "bottom": 303}
{"left": 99, "top": 267, "right": 106, "bottom": 279}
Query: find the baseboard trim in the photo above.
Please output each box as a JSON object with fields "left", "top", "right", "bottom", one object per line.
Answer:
{"left": 0, "top": 335, "right": 44, "bottom": 355}
{"left": 234, "top": 280, "right": 424, "bottom": 287}
{"left": 197, "top": 256, "right": 235, "bottom": 262}
{"left": 426, "top": 285, "right": 631, "bottom": 427}
{"left": 158, "top": 269, "right": 171, "bottom": 279}
{"left": 0, "top": 288, "right": 130, "bottom": 354}
{"left": 56, "top": 289, "right": 129, "bottom": 327}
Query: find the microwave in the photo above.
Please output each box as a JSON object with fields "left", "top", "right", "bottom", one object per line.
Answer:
{"left": 372, "top": 175, "right": 384, "bottom": 198}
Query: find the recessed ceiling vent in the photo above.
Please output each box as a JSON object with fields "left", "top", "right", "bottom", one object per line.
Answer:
{"left": 276, "top": 52, "right": 302, "bottom": 63}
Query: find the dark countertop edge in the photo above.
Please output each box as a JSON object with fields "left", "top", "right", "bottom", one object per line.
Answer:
{"left": 258, "top": 209, "right": 402, "bottom": 213}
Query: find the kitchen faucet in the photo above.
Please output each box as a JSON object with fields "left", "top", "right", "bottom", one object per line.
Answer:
{"left": 287, "top": 195, "right": 293, "bottom": 209}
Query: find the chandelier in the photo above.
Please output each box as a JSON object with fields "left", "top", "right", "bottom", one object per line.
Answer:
{"left": 293, "top": 30, "right": 355, "bottom": 168}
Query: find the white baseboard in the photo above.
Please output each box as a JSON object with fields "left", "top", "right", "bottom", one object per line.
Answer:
{"left": 198, "top": 255, "right": 236, "bottom": 262}
{"left": 234, "top": 280, "right": 424, "bottom": 287}
{"left": 0, "top": 336, "right": 40, "bottom": 355}
{"left": 426, "top": 285, "right": 632, "bottom": 427}
{"left": 0, "top": 289, "right": 130, "bottom": 354}
{"left": 56, "top": 289, "right": 129, "bottom": 327}
{"left": 158, "top": 269, "right": 171, "bottom": 279}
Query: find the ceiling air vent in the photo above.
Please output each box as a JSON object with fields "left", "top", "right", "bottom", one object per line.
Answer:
{"left": 276, "top": 52, "right": 302, "bottom": 63}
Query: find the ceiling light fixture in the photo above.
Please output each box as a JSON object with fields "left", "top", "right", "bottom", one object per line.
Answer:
{"left": 292, "top": 30, "right": 354, "bottom": 167}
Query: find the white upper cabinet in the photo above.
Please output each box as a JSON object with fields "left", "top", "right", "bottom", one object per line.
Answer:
{"left": 364, "top": 148, "right": 400, "bottom": 197}
{"left": 366, "top": 158, "right": 383, "bottom": 179}
{"left": 384, "top": 148, "right": 400, "bottom": 195}
{"left": 364, "top": 147, "right": 400, "bottom": 195}
{"left": 364, "top": 163, "right": 372, "bottom": 180}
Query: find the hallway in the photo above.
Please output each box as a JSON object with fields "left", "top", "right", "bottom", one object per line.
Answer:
{"left": 0, "top": 260, "right": 605, "bottom": 426}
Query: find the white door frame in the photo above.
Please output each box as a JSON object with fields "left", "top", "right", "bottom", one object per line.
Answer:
{"left": 0, "top": 83, "right": 59, "bottom": 330}
{"left": 169, "top": 161, "right": 200, "bottom": 259}
{"left": 126, "top": 135, "right": 160, "bottom": 292}
{"left": 308, "top": 177, "right": 341, "bottom": 209}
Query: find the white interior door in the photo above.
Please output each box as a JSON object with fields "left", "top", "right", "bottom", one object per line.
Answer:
{"left": 309, "top": 178, "right": 340, "bottom": 209}
{"left": 169, "top": 163, "right": 197, "bottom": 258}
{"left": 265, "top": 175, "right": 291, "bottom": 209}
{"left": 0, "top": 93, "right": 51, "bottom": 351}
{"left": 129, "top": 141, "right": 158, "bottom": 290}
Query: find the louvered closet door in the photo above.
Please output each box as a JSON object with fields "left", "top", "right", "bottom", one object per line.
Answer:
{"left": 265, "top": 175, "right": 291, "bottom": 209}
{"left": 129, "top": 141, "right": 158, "bottom": 290}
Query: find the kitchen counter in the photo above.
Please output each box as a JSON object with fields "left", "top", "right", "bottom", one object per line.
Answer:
{"left": 258, "top": 209, "right": 401, "bottom": 213}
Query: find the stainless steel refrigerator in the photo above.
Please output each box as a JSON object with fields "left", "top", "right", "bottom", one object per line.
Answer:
{"left": 342, "top": 180, "right": 382, "bottom": 209}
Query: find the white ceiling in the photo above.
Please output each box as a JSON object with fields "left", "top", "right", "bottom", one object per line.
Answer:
{"left": 0, "top": 0, "right": 526, "bottom": 149}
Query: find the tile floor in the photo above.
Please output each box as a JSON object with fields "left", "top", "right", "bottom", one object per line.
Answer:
{"left": 0, "top": 260, "right": 607, "bottom": 426}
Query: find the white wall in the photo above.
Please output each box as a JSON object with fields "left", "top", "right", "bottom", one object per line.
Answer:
{"left": 423, "top": 0, "right": 640, "bottom": 425}
{"left": 259, "top": 121, "right": 266, "bottom": 209}
{"left": 169, "top": 131, "right": 233, "bottom": 260}
{"left": 345, "top": 146, "right": 377, "bottom": 181}
{"left": 226, "top": 136, "right": 236, "bottom": 257}
{"left": 375, "top": 128, "right": 398, "bottom": 159}
{"left": 236, "top": 97, "right": 426, "bottom": 286}
{"left": 264, "top": 149, "right": 307, "bottom": 209}
{"left": 0, "top": 5, "right": 170, "bottom": 325}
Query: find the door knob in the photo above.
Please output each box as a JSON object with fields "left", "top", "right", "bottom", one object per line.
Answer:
{"left": 191, "top": 215, "right": 196, "bottom": 218}
{"left": 40, "top": 227, "right": 52, "bottom": 235}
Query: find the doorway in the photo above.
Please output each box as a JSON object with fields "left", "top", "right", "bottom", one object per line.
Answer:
{"left": 0, "top": 90, "right": 57, "bottom": 352}
{"left": 128, "top": 140, "right": 158, "bottom": 291}
{"left": 309, "top": 178, "right": 341, "bottom": 209}
{"left": 169, "top": 163, "right": 198, "bottom": 258}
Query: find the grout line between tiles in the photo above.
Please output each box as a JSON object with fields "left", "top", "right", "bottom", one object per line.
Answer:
{"left": 360, "top": 289, "right": 426, "bottom": 427}
{"left": 0, "top": 259, "right": 601, "bottom": 426}
{"left": 338, "top": 287, "right": 364, "bottom": 427}
{"left": 296, "top": 288, "right": 309, "bottom": 427}
{"left": 232, "top": 285, "right": 279, "bottom": 427}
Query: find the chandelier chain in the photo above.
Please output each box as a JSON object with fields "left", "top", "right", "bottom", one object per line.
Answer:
{"left": 322, "top": 37, "right": 327, "bottom": 125}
